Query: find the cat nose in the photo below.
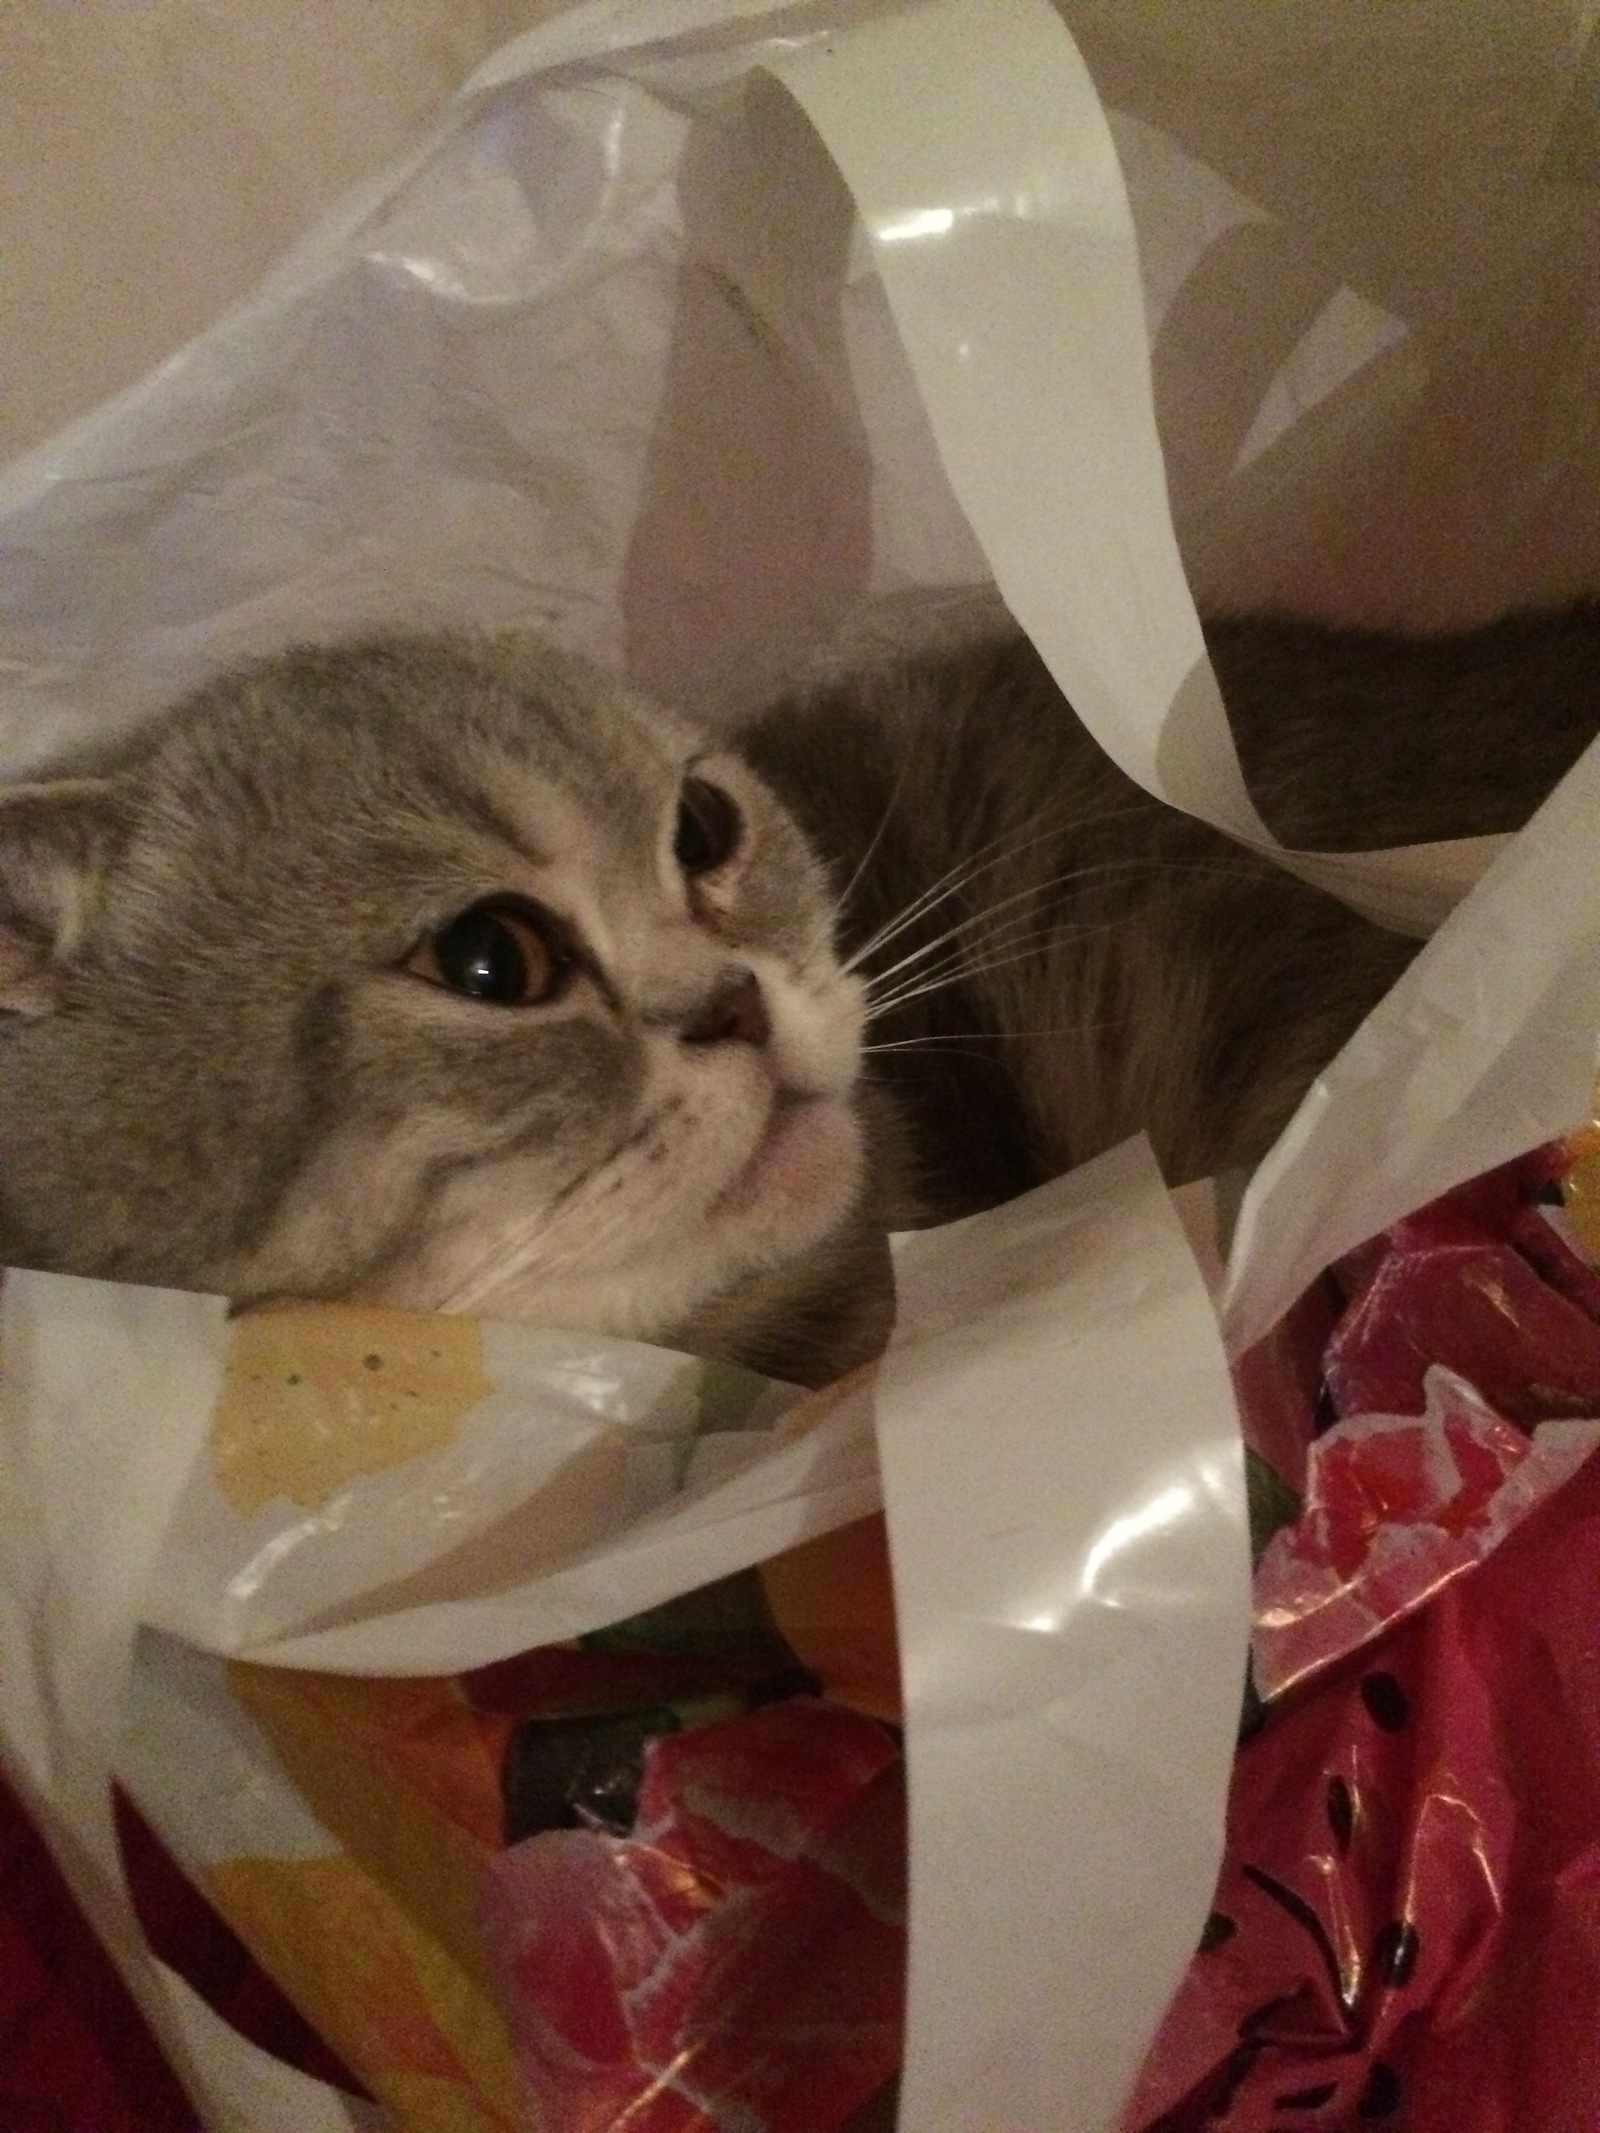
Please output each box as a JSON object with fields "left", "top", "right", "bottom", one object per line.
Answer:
{"left": 680, "top": 970, "right": 771, "bottom": 1048}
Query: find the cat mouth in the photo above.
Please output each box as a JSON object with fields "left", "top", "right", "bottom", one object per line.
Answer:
{"left": 712, "top": 1089, "right": 859, "bottom": 1222}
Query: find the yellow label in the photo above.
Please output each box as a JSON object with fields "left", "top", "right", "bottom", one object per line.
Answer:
{"left": 213, "top": 1302, "right": 492, "bottom": 1512}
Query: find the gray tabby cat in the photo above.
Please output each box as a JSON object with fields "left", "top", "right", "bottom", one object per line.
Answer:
{"left": 0, "top": 610, "right": 1593, "bottom": 1386}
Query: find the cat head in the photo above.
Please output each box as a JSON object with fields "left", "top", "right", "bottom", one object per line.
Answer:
{"left": 0, "top": 635, "right": 868, "bottom": 1346}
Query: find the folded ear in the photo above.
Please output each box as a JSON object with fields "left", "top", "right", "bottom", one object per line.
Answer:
{"left": 0, "top": 777, "right": 127, "bottom": 1016}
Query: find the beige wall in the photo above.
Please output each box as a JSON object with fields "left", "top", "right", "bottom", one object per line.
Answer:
{"left": 1, "top": 0, "right": 572, "bottom": 460}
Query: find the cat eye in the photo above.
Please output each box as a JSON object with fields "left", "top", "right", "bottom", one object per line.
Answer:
{"left": 406, "top": 899, "right": 570, "bottom": 1007}
{"left": 674, "top": 776, "right": 741, "bottom": 876}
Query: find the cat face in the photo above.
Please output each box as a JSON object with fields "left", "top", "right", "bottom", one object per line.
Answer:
{"left": 0, "top": 636, "right": 867, "bottom": 1345}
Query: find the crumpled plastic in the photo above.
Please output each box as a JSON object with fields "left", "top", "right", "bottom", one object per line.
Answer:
{"left": 0, "top": 10, "right": 1257, "bottom": 2119}
{"left": 1127, "top": 1442, "right": 1600, "bottom": 2130}
{"left": 1126, "top": 1143, "right": 1600, "bottom": 2128}
{"left": 3, "top": 2, "right": 1600, "bottom": 2127}
{"left": 1323, "top": 1152, "right": 1600, "bottom": 1424}
{"left": 111, "top": 1571, "right": 906, "bottom": 2133}
{"left": 1252, "top": 1365, "right": 1600, "bottom": 1702}
{"left": 123, "top": 1141, "right": 1600, "bottom": 2133}
{"left": 480, "top": 1700, "right": 905, "bottom": 2133}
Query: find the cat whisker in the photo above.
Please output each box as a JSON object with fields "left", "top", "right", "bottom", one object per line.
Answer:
{"left": 430, "top": 1178, "right": 615, "bottom": 1316}
{"left": 431, "top": 1099, "right": 705, "bottom": 1316}
{"left": 865, "top": 910, "right": 1094, "bottom": 1014}
{"left": 861, "top": 1025, "right": 1098, "bottom": 1055}
{"left": 838, "top": 801, "right": 1157, "bottom": 974}
{"left": 831, "top": 683, "right": 1090, "bottom": 941}
{"left": 831, "top": 734, "right": 922, "bottom": 925}
{"left": 840, "top": 849, "right": 1007, "bottom": 974}
{"left": 840, "top": 825, "right": 1064, "bottom": 973}
{"left": 864, "top": 922, "right": 1073, "bottom": 1015}
{"left": 859, "top": 873, "right": 1077, "bottom": 992}
{"left": 858, "top": 857, "right": 1246, "bottom": 1008}
{"left": 864, "top": 917, "right": 1147, "bottom": 1020}
{"left": 859, "top": 1042, "right": 1006, "bottom": 1068}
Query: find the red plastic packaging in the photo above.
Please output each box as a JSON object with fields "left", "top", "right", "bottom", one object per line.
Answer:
{"left": 1127, "top": 1145, "right": 1600, "bottom": 2130}
{"left": 479, "top": 1700, "right": 905, "bottom": 2132}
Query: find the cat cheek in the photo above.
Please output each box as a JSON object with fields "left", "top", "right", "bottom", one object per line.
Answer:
{"left": 768, "top": 1101, "right": 861, "bottom": 1207}
{"left": 721, "top": 1098, "right": 862, "bottom": 1223}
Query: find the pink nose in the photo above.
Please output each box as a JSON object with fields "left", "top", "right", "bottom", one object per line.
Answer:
{"left": 681, "top": 971, "right": 771, "bottom": 1048}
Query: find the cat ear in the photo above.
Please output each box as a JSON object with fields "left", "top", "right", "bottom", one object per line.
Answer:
{"left": 0, "top": 777, "right": 127, "bottom": 1016}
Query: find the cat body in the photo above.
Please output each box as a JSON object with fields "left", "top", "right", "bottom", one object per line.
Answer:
{"left": 748, "top": 610, "right": 1600, "bottom": 1247}
{"left": 0, "top": 608, "right": 1594, "bottom": 1385}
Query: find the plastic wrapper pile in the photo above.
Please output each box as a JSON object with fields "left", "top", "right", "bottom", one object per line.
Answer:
{"left": 91, "top": 1139, "right": 1600, "bottom": 2131}
{"left": 2, "top": 3, "right": 1599, "bottom": 2129}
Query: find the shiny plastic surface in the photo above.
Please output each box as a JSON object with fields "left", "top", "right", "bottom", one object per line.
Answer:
{"left": 0, "top": 0, "right": 1596, "bottom": 2126}
{"left": 1128, "top": 1143, "right": 1600, "bottom": 2126}
{"left": 480, "top": 1698, "right": 906, "bottom": 2131}
{"left": 0, "top": 8, "right": 1255, "bottom": 2126}
{"left": 880, "top": 1140, "right": 1244, "bottom": 2132}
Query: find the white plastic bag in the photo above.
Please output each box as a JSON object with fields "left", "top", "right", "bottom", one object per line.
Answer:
{"left": 0, "top": 1, "right": 1596, "bottom": 2127}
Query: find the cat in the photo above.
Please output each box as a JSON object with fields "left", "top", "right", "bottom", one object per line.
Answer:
{"left": 0, "top": 606, "right": 1594, "bottom": 1388}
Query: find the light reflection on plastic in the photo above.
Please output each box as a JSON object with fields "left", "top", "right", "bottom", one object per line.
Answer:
{"left": 371, "top": 249, "right": 456, "bottom": 294}
{"left": 873, "top": 189, "right": 1039, "bottom": 249}
{"left": 1417, "top": 1792, "right": 1502, "bottom": 1914}
{"left": 599, "top": 101, "right": 627, "bottom": 181}
{"left": 1015, "top": 1479, "right": 1200, "bottom": 1631}
{"left": 877, "top": 205, "right": 955, "bottom": 243}
{"left": 1079, "top": 1480, "right": 1198, "bottom": 1605}
{"left": 551, "top": 1364, "right": 629, "bottom": 1415}
{"left": 226, "top": 1511, "right": 344, "bottom": 1605}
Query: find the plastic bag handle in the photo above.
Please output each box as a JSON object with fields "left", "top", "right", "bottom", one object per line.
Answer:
{"left": 767, "top": 0, "right": 1501, "bottom": 937}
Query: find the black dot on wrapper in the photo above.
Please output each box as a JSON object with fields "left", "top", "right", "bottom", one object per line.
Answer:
{"left": 1275, "top": 2081, "right": 1339, "bottom": 2109}
{"left": 1357, "top": 2061, "right": 1403, "bottom": 2118}
{"left": 1372, "top": 1918, "right": 1420, "bottom": 1988}
{"left": 1360, "top": 1670, "right": 1410, "bottom": 1731}
{"left": 1199, "top": 1911, "right": 1237, "bottom": 1952}
{"left": 1220, "top": 2043, "right": 1261, "bottom": 2113}
{"left": 1238, "top": 1993, "right": 1296, "bottom": 2038}
{"left": 1326, "top": 1773, "right": 1355, "bottom": 1851}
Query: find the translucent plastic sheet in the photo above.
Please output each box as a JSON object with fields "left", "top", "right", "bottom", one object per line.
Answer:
{"left": 880, "top": 1140, "right": 1243, "bottom": 2131}
{"left": 0, "top": 1, "right": 1597, "bottom": 2127}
